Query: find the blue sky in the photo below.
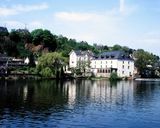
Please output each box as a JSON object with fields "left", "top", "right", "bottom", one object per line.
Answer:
{"left": 0, "top": 0, "right": 160, "bottom": 55}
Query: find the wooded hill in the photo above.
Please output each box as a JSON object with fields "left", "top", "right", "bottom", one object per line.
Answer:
{"left": 0, "top": 27, "right": 159, "bottom": 78}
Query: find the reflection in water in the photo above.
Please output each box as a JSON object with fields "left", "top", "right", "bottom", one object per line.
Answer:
{"left": 0, "top": 80, "right": 160, "bottom": 128}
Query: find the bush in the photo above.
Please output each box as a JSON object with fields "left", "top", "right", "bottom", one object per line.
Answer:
{"left": 109, "top": 72, "right": 121, "bottom": 81}
{"left": 40, "top": 67, "right": 53, "bottom": 78}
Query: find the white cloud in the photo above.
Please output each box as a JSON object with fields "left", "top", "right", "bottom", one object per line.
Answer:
{"left": 0, "top": 7, "right": 17, "bottom": 16}
{"left": 120, "top": 0, "right": 125, "bottom": 13}
{"left": 53, "top": 11, "right": 123, "bottom": 43}
{"left": 55, "top": 12, "right": 96, "bottom": 22}
{"left": 0, "top": 3, "right": 48, "bottom": 17}
{"left": 119, "top": 0, "right": 137, "bottom": 15}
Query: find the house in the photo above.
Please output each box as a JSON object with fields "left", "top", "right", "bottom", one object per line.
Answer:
{"left": 24, "top": 57, "right": 29, "bottom": 64}
{"left": 90, "top": 51, "right": 134, "bottom": 78}
{"left": 69, "top": 50, "right": 94, "bottom": 71}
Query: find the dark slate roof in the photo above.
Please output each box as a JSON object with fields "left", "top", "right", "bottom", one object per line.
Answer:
{"left": 94, "top": 51, "right": 133, "bottom": 60}
{"left": 74, "top": 50, "right": 83, "bottom": 56}
{"left": 74, "top": 50, "right": 94, "bottom": 56}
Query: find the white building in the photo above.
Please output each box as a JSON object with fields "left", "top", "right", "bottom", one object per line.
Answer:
{"left": 91, "top": 51, "right": 134, "bottom": 78}
{"left": 69, "top": 50, "right": 94, "bottom": 71}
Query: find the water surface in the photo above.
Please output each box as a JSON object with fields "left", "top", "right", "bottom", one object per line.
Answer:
{"left": 0, "top": 80, "right": 160, "bottom": 128}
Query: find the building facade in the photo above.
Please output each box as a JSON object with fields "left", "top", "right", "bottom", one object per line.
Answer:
{"left": 90, "top": 51, "right": 134, "bottom": 78}
{"left": 69, "top": 50, "right": 94, "bottom": 73}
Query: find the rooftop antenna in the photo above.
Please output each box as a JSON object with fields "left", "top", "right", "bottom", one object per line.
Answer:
{"left": 24, "top": 23, "right": 27, "bottom": 30}
{"left": 4, "top": 23, "right": 7, "bottom": 28}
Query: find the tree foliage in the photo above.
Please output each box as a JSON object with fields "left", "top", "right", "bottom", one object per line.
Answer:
{"left": 134, "top": 49, "right": 158, "bottom": 77}
{"left": 36, "top": 52, "right": 67, "bottom": 78}
{"left": 31, "top": 29, "right": 57, "bottom": 51}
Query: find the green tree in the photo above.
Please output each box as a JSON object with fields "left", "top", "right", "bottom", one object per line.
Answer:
{"left": 36, "top": 52, "right": 67, "bottom": 78}
{"left": 112, "top": 44, "right": 122, "bottom": 51}
{"left": 134, "top": 49, "right": 158, "bottom": 77}
{"left": 31, "top": 29, "right": 57, "bottom": 51}
{"left": 31, "top": 29, "right": 44, "bottom": 45}
{"left": 9, "top": 29, "right": 21, "bottom": 43}
{"left": 109, "top": 72, "right": 120, "bottom": 81}
{"left": 43, "top": 30, "right": 57, "bottom": 51}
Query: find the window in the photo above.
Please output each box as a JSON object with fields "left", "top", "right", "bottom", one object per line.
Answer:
{"left": 106, "top": 61, "right": 107, "bottom": 64}
{"left": 122, "top": 65, "right": 124, "bottom": 69}
{"left": 111, "top": 61, "right": 112, "bottom": 64}
{"left": 123, "top": 61, "right": 124, "bottom": 64}
{"left": 101, "top": 61, "right": 102, "bottom": 64}
{"left": 101, "top": 65, "right": 102, "bottom": 68}
{"left": 122, "top": 71, "right": 124, "bottom": 74}
{"left": 128, "top": 61, "right": 130, "bottom": 64}
{"left": 72, "top": 61, "right": 74, "bottom": 63}
{"left": 129, "top": 72, "right": 132, "bottom": 76}
{"left": 128, "top": 66, "right": 130, "bottom": 69}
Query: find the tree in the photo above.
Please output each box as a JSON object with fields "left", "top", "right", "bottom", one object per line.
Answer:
{"left": 112, "top": 44, "right": 122, "bottom": 51}
{"left": 31, "top": 29, "right": 57, "bottom": 51}
{"left": 16, "top": 29, "right": 32, "bottom": 43}
{"left": 0, "top": 27, "right": 9, "bottom": 37}
{"left": 9, "top": 30, "right": 21, "bottom": 43}
{"left": 31, "top": 29, "right": 44, "bottom": 45}
{"left": 134, "top": 49, "right": 158, "bottom": 77}
{"left": 36, "top": 52, "right": 67, "bottom": 78}
{"left": 43, "top": 30, "right": 57, "bottom": 51}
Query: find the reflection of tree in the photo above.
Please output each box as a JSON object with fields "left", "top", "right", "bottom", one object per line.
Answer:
{"left": 0, "top": 80, "right": 69, "bottom": 118}
{"left": 133, "top": 81, "right": 158, "bottom": 106}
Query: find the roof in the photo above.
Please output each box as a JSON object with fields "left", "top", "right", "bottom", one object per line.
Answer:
{"left": 93, "top": 51, "right": 133, "bottom": 60}
{"left": 71, "top": 50, "right": 94, "bottom": 57}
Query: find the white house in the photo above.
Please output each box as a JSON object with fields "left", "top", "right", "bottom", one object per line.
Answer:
{"left": 90, "top": 51, "right": 134, "bottom": 78}
{"left": 24, "top": 57, "right": 29, "bottom": 64}
{"left": 69, "top": 50, "right": 94, "bottom": 71}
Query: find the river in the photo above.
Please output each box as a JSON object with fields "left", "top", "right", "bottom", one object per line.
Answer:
{"left": 0, "top": 79, "right": 160, "bottom": 128}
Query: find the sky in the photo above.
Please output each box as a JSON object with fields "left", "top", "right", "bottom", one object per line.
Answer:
{"left": 0, "top": 0, "right": 160, "bottom": 56}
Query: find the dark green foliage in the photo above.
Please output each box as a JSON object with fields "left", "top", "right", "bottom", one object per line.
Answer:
{"left": 31, "top": 29, "right": 44, "bottom": 45}
{"left": 0, "top": 27, "right": 9, "bottom": 36}
{"left": 16, "top": 29, "right": 32, "bottom": 43}
{"left": 134, "top": 49, "right": 159, "bottom": 77}
{"left": 9, "top": 30, "right": 21, "bottom": 42}
{"left": 112, "top": 44, "right": 122, "bottom": 51}
{"left": 29, "top": 53, "right": 36, "bottom": 67}
{"left": 31, "top": 29, "right": 57, "bottom": 51}
{"left": 109, "top": 72, "right": 121, "bottom": 81}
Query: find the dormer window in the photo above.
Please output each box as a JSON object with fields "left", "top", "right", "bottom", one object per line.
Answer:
{"left": 111, "top": 55, "right": 114, "bottom": 58}
{"left": 101, "top": 55, "right": 104, "bottom": 59}
{"left": 106, "top": 55, "right": 109, "bottom": 58}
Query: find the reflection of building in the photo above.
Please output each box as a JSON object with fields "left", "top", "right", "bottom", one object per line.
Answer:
{"left": 64, "top": 80, "right": 134, "bottom": 106}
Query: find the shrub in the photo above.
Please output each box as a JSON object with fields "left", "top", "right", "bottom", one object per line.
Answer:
{"left": 109, "top": 72, "right": 121, "bottom": 81}
{"left": 40, "top": 67, "right": 53, "bottom": 78}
